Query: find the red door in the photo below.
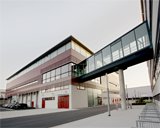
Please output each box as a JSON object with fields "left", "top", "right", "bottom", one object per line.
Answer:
{"left": 42, "top": 99, "right": 45, "bottom": 108}
{"left": 58, "top": 95, "right": 69, "bottom": 108}
{"left": 31, "top": 101, "right": 34, "bottom": 107}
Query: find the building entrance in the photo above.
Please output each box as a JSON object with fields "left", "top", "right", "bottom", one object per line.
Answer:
{"left": 58, "top": 95, "right": 69, "bottom": 108}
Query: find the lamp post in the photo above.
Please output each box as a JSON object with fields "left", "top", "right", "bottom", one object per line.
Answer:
{"left": 126, "top": 84, "right": 129, "bottom": 108}
{"left": 106, "top": 73, "right": 111, "bottom": 116}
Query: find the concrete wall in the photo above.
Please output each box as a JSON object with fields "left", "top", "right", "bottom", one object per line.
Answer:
{"left": 45, "top": 98, "right": 57, "bottom": 109}
{"left": 71, "top": 85, "right": 88, "bottom": 109}
{"left": 40, "top": 85, "right": 71, "bottom": 109}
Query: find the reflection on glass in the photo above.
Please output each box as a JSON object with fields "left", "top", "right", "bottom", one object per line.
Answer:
{"left": 102, "top": 46, "right": 112, "bottom": 65}
{"left": 66, "top": 42, "right": 71, "bottom": 50}
{"left": 135, "top": 24, "right": 149, "bottom": 50}
{"left": 88, "top": 56, "right": 95, "bottom": 72}
{"left": 58, "top": 46, "right": 65, "bottom": 55}
{"left": 95, "top": 52, "right": 103, "bottom": 69}
{"left": 111, "top": 40, "right": 123, "bottom": 61}
{"left": 122, "top": 31, "right": 137, "bottom": 56}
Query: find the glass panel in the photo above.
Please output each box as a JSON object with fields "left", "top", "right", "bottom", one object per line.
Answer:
{"left": 66, "top": 42, "right": 71, "bottom": 50}
{"left": 95, "top": 51, "right": 103, "bottom": 69}
{"left": 46, "top": 78, "right": 50, "bottom": 83}
{"left": 111, "top": 40, "right": 123, "bottom": 61}
{"left": 64, "top": 85, "right": 69, "bottom": 89}
{"left": 56, "top": 68, "right": 60, "bottom": 75}
{"left": 135, "top": 23, "right": 150, "bottom": 50}
{"left": 122, "top": 31, "right": 137, "bottom": 56}
{"left": 88, "top": 56, "right": 95, "bottom": 72}
{"left": 51, "top": 70, "right": 55, "bottom": 77}
{"left": 55, "top": 87, "right": 60, "bottom": 90}
{"left": 43, "top": 73, "right": 46, "bottom": 80}
{"left": 46, "top": 72, "right": 50, "bottom": 79}
{"left": 71, "top": 41, "right": 75, "bottom": 50}
{"left": 57, "top": 45, "right": 65, "bottom": 55}
{"left": 51, "top": 76, "right": 55, "bottom": 81}
{"left": 102, "top": 46, "right": 111, "bottom": 65}
{"left": 61, "top": 72, "right": 68, "bottom": 78}
{"left": 50, "top": 51, "right": 57, "bottom": 59}
{"left": 61, "top": 65, "right": 68, "bottom": 74}
{"left": 68, "top": 63, "right": 73, "bottom": 71}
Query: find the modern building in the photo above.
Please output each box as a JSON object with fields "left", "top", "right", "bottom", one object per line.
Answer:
{"left": 126, "top": 86, "right": 153, "bottom": 104}
{"left": 0, "top": 89, "right": 6, "bottom": 105}
{"left": 127, "top": 86, "right": 153, "bottom": 99}
{"left": 141, "top": 0, "right": 160, "bottom": 106}
{"left": 6, "top": 36, "right": 120, "bottom": 109}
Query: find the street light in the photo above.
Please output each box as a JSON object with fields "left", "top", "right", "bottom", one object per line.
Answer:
{"left": 106, "top": 73, "right": 111, "bottom": 116}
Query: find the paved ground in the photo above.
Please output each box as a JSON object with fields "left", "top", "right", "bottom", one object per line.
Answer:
{"left": 0, "top": 105, "right": 117, "bottom": 128}
{"left": 53, "top": 105, "right": 144, "bottom": 128}
{"left": 0, "top": 107, "right": 74, "bottom": 119}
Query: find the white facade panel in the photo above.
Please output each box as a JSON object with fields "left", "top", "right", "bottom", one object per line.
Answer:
{"left": 71, "top": 85, "right": 88, "bottom": 109}
{"left": 45, "top": 99, "right": 57, "bottom": 109}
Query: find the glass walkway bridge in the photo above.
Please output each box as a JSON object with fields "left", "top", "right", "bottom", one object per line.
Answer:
{"left": 72, "top": 21, "right": 153, "bottom": 82}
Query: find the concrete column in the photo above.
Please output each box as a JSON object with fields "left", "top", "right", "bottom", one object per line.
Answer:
{"left": 30, "top": 93, "right": 32, "bottom": 107}
{"left": 36, "top": 91, "right": 38, "bottom": 108}
{"left": 22, "top": 94, "right": 24, "bottom": 103}
{"left": 119, "top": 69, "right": 127, "bottom": 110}
{"left": 106, "top": 74, "right": 111, "bottom": 116}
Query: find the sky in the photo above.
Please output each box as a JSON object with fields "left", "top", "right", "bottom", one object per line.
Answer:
{"left": 0, "top": 0, "right": 150, "bottom": 89}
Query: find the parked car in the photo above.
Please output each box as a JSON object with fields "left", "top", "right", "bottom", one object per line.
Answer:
{"left": 2, "top": 103, "right": 8, "bottom": 108}
{"left": 13, "top": 103, "right": 28, "bottom": 109}
{"left": 10, "top": 102, "right": 19, "bottom": 109}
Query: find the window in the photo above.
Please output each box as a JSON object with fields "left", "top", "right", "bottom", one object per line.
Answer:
{"left": 61, "top": 65, "right": 68, "bottom": 74}
{"left": 102, "top": 46, "right": 112, "bottom": 65}
{"left": 56, "top": 68, "right": 60, "bottom": 79}
{"left": 58, "top": 46, "right": 65, "bottom": 55}
{"left": 43, "top": 74, "right": 47, "bottom": 83}
{"left": 122, "top": 31, "right": 137, "bottom": 56}
{"left": 88, "top": 56, "right": 95, "bottom": 72}
{"left": 42, "top": 63, "right": 72, "bottom": 84}
{"left": 64, "top": 85, "right": 69, "bottom": 89}
{"left": 111, "top": 40, "right": 123, "bottom": 61}
{"left": 50, "top": 51, "right": 57, "bottom": 59}
{"left": 55, "top": 86, "right": 60, "bottom": 90}
{"left": 135, "top": 23, "right": 150, "bottom": 50}
{"left": 95, "top": 51, "right": 103, "bottom": 69}
{"left": 66, "top": 42, "right": 71, "bottom": 50}
{"left": 51, "top": 70, "right": 55, "bottom": 81}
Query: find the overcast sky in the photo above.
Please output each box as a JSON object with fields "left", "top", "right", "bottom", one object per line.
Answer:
{"left": 0, "top": 0, "right": 150, "bottom": 89}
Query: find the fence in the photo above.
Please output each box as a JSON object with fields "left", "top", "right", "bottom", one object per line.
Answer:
{"left": 135, "top": 103, "right": 160, "bottom": 128}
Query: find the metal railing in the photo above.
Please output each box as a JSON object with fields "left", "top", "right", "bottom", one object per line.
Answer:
{"left": 135, "top": 103, "right": 160, "bottom": 128}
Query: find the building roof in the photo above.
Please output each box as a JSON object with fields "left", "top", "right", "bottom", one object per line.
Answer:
{"left": 6, "top": 35, "right": 93, "bottom": 80}
{"left": 127, "top": 86, "right": 153, "bottom": 98}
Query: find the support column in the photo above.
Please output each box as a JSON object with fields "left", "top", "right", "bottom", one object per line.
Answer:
{"left": 105, "top": 74, "right": 111, "bottom": 116}
{"left": 30, "top": 93, "right": 33, "bottom": 107}
{"left": 119, "top": 69, "right": 127, "bottom": 110}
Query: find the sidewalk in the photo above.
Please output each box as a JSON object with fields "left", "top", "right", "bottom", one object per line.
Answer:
{"left": 52, "top": 105, "right": 144, "bottom": 128}
{"left": 0, "top": 108, "right": 76, "bottom": 119}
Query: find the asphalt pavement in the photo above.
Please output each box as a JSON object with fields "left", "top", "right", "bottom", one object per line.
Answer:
{"left": 0, "top": 105, "right": 117, "bottom": 128}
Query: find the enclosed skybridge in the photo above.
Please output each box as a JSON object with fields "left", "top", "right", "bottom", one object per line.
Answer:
{"left": 72, "top": 21, "right": 153, "bottom": 83}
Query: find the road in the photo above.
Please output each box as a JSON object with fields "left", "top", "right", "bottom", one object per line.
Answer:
{"left": 1, "top": 105, "right": 118, "bottom": 128}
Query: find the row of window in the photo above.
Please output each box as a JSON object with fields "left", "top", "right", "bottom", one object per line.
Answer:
{"left": 7, "top": 43, "right": 71, "bottom": 83}
{"left": 12, "top": 81, "right": 38, "bottom": 91}
{"left": 42, "top": 63, "right": 73, "bottom": 84}
{"left": 73, "top": 23, "right": 150, "bottom": 77}
{"left": 8, "top": 41, "right": 91, "bottom": 83}
{"left": 41, "top": 85, "right": 69, "bottom": 93}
